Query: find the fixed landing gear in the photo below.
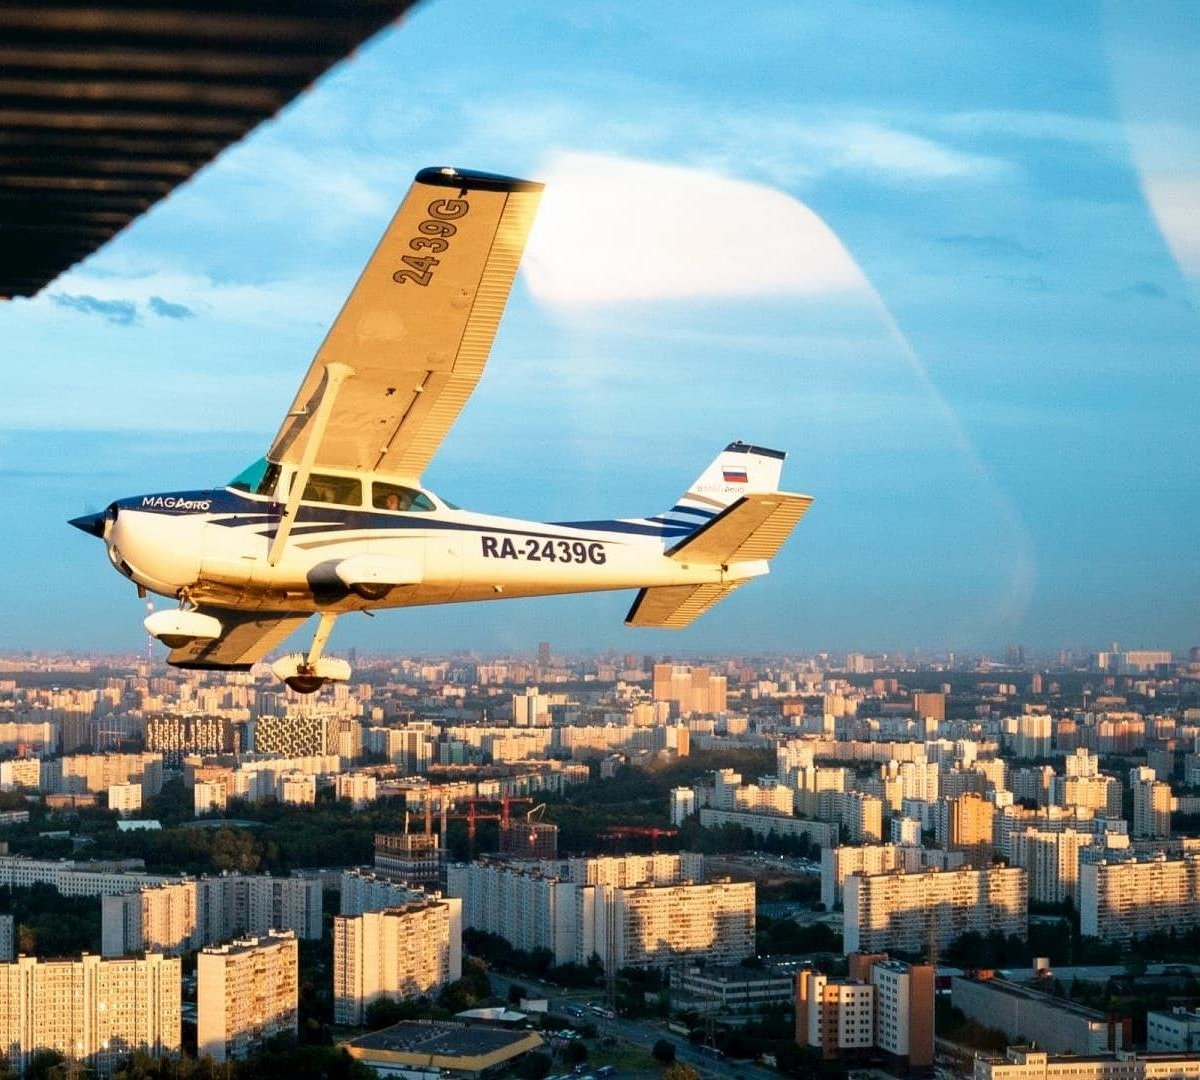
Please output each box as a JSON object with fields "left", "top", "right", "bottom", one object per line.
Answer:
{"left": 270, "top": 612, "right": 351, "bottom": 694}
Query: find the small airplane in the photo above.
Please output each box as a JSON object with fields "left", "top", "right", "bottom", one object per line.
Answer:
{"left": 70, "top": 166, "right": 812, "bottom": 693}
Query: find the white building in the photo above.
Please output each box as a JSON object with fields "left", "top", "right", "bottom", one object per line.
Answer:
{"left": 198, "top": 930, "right": 298, "bottom": 1062}
{"left": 335, "top": 772, "right": 378, "bottom": 809}
{"left": 1148, "top": 1008, "right": 1200, "bottom": 1053}
{"left": 193, "top": 779, "right": 228, "bottom": 816}
{"left": 340, "top": 868, "right": 425, "bottom": 916}
{"left": 107, "top": 781, "right": 142, "bottom": 817}
{"left": 102, "top": 873, "right": 322, "bottom": 956}
{"left": 670, "top": 786, "right": 697, "bottom": 825}
{"left": 333, "top": 899, "right": 463, "bottom": 1024}
{"left": 973, "top": 1046, "right": 1200, "bottom": 1080}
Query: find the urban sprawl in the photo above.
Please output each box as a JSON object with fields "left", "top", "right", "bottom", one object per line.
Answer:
{"left": 0, "top": 644, "right": 1198, "bottom": 1079}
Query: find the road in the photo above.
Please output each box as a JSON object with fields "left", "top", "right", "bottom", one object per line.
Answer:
{"left": 487, "top": 971, "right": 781, "bottom": 1080}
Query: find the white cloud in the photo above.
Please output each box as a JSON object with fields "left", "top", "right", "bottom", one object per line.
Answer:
{"left": 523, "top": 151, "right": 870, "bottom": 308}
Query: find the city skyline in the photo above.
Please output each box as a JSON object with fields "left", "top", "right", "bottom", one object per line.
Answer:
{"left": 2, "top": 2, "right": 1197, "bottom": 655}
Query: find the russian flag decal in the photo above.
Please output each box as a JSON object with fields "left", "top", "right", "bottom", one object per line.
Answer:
{"left": 722, "top": 469, "right": 749, "bottom": 483}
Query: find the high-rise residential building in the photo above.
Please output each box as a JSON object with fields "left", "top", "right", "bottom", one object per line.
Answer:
{"left": 512, "top": 688, "right": 552, "bottom": 727}
{"left": 861, "top": 956, "right": 935, "bottom": 1068}
{"left": 107, "top": 781, "right": 143, "bottom": 817}
{"left": 340, "top": 869, "right": 425, "bottom": 916}
{"left": 652, "top": 664, "right": 727, "bottom": 716}
{"left": 0, "top": 915, "right": 12, "bottom": 962}
{"left": 335, "top": 772, "right": 377, "bottom": 809}
{"left": 822, "top": 846, "right": 903, "bottom": 910}
{"left": 193, "top": 778, "right": 228, "bottom": 815}
{"left": 945, "top": 793, "right": 996, "bottom": 868}
{"left": 53, "top": 752, "right": 164, "bottom": 796}
{"left": 912, "top": 693, "right": 945, "bottom": 738}
{"left": 0, "top": 952, "right": 180, "bottom": 1076}
{"left": 1013, "top": 714, "right": 1052, "bottom": 759}
{"left": 591, "top": 880, "right": 755, "bottom": 971}
{"left": 1131, "top": 771, "right": 1173, "bottom": 839}
{"left": 670, "top": 786, "right": 697, "bottom": 825}
{"left": 1080, "top": 854, "right": 1200, "bottom": 941}
{"left": 252, "top": 709, "right": 360, "bottom": 759}
{"left": 840, "top": 792, "right": 883, "bottom": 844}
{"left": 102, "top": 874, "right": 322, "bottom": 956}
{"left": 145, "top": 715, "right": 240, "bottom": 766}
{"left": 843, "top": 866, "right": 1027, "bottom": 955}
{"left": 333, "top": 900, "right": 463, "bottom": 1024}
{"left": 1010, "top": 828, "right": 1096, "bottom": 904}
{"left": 796, "top": 970, "right": 874, "bottom": 1057}
{"left": 197, "top": 931, "right": 298, "bottom": 1063}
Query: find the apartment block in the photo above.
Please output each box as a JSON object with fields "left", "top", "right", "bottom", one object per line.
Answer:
{"left": 333, "top": 899, "right": 463, "bottom": 1025}
{"left": 198, "top": 930, "right": 298, "bottom": 1062}
{"left": 1010, "top": 829, "right": 1095, "bottom": 904}
{"left": 0, "top": 915, "right": 12, "bottom": 963}
{"left": 334, "top": 771, "right": 377, "bottom": 809}
{"left": 193, "top": 778, "right": 228, "bottom": 815}
{"left": 340, "top": 868, "right": 425, "bottom": 916}
{"left": 843, "top": 866, "right": 1027, "bottom": 955}
{"left": 107, "top": 781, "right": 142, "bottom": 817}
{"left": 446, "top": 861, "right": 579, "bottom": 964}
{"left": 102, "top": 873, "right": 322, "bottom": 956}
{"left": 1080, "top": 854, "right": 1200, "bottom": 941}
{"left": 590, "top": 879, "right": 755, "bottom": 971}
{"left": 796, "top": 970, "right": 874, "bottom": 1057}
{"left": 0, "top": 952, "right": 180, "bottom": 1076}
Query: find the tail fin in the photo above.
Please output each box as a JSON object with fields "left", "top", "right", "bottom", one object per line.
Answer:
{"left": 658, "top": 441, "right": 787, "bottom": 531}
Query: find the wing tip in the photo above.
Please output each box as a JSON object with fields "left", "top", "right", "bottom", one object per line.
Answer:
{"left": 416, "top": 166, "right": 543, "bottom": 193}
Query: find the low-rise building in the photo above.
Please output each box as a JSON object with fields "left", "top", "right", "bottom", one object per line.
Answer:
{"left": 952, "top": 974, "right": 1124, "bottom": 1055}
{"left": 1147, "top": 1007, "right": 1200, "bottom": 1053}
{"left": 341, "top": 1021, "right": 543, "bottom": 1078}
{"left": 974, "top": 1046, "right": 1200, "bottom": 1080}
{"left": 670, "top": 964, "right": 794, "bottom": 1014}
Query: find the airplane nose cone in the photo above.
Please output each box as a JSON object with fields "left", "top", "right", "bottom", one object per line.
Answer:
{"left": 69, "top": 511, "right": 107, "bottom": 538}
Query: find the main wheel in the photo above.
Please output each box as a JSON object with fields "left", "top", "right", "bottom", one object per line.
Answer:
{"left": 284, "top": 674, "right": 327, "bottom": 694}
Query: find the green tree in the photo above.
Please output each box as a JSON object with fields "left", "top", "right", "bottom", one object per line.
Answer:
{"left": 210, "top": 827, "right": 262, "bottom": 873}
{"left": 651, "top": 1039, "right": 676, "bottom": 1065}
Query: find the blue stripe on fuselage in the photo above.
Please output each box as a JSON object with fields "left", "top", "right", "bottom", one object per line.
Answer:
{"left": 119, "top": 487, "right": 695, "bottom": 542}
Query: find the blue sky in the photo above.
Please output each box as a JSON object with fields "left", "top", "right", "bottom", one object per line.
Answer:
{"left": 3, "top": 1, "right": 1197, "bottom": 657}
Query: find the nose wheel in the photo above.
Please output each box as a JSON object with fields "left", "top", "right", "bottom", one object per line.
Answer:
{"left": 271, "top": 612, "right": 351, "bottom": 694}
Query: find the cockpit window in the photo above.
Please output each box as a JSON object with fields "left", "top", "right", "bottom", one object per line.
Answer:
{"left": 228, "top": 458, "right": 281, "bottom": 497}
{"left": 372, "top": 482, "right": 435, "bottom": 512}
{"left": 301, "top": 473, "right": 362, "bottom": 507}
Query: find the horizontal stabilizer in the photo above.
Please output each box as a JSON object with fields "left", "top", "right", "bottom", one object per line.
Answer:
{"left": 667, "top": 492, "right": 813, "bottom": 564}
{"left": 625, "top": 581, "right": 748, "bottom": 630}
{"left": 167, "top": 608, "right": 311, "bottom": 671}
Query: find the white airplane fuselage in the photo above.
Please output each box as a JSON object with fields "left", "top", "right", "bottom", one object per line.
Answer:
{"left": 99, "top": 479, "right": 766, "bottom": 615}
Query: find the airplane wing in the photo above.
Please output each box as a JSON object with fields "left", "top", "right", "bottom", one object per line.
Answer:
{"left": 268, "top": 167, "right": 543, "bottom": 485}
{"left": 166, "top": 608, "right": 311, "bottom": 671}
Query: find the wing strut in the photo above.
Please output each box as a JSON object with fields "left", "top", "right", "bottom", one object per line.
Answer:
{"left": 268, "top": 362, "right": 353, "bottom": 566}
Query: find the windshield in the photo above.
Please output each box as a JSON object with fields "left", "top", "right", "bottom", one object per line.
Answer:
{"left": 228, "top": 458, "right": 280, "bottom": 496}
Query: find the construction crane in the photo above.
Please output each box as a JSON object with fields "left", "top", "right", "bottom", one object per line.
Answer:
{"left": 440, "top": 795, "right": 537, "bottom": 857}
